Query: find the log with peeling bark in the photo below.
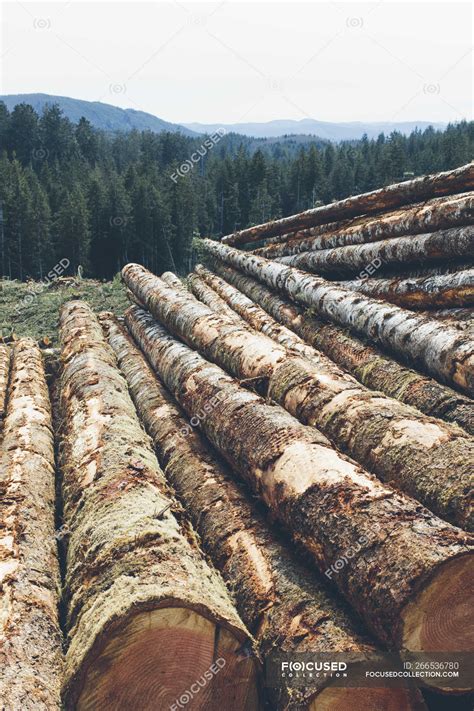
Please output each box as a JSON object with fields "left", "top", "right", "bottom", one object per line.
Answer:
{"left": 124, "top": 305, "right": 473, "bottom": 677}
{"left": 222, "top": 163, "right": 474, "bottom": 246}
{"left": 190, "top": 264, "right": 473, "bottom": 530}
{"left": 102, "top": 312, "right": 426, "bottom": 711}
{"left": 188, "top": 272, "right": 245, "bottom": 323}
{"left": 58, "top": 301, "right": 258, "bottom": 711}
{"left": 255, "top": 192, "right": 474, "bottom": 259}
{"left": 0, "top": 339, "right": 63, "bottom": 710}
{"left": 202, "top": 239, "right": 474, "bottom": 396}
{"left": 161, "top": 271, "right": 187, "bottom": 291}
{"left": 0, "top": 344, "right": 11, "bottom": 426}
{"left": 339, "top": 269, "right": 474, "bottom": 308}
{"left": 212, "top": 263, "right": 474, "bottom": 434}
{"left": 277, "top": 227, "right": 474, "bottom": 276}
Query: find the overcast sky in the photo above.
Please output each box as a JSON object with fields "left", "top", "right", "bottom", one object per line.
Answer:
{"left": 1, "top": 1, "right": 472, "bottom": 125}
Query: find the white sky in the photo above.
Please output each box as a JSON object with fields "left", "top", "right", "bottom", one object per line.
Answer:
{"left": 1, "top": 0, "right": 472, "bottom": 125}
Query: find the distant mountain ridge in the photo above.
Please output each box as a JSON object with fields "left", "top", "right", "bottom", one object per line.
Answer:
{"left": 0, "top": 94, "right": 447, "bottom": 141}
{"left": 0, "top": 94, "right": 198, "bottom": 136}
{"left": 184, "top": 118, "right": 447, "bottom": 141}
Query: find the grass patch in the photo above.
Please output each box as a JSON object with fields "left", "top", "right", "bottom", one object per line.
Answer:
{"left": 0, "top": 275, "right": 129, "bottom": 346}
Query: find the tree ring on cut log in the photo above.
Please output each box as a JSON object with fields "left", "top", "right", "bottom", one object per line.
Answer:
{"left": 400, "top": 553, "right": 473, "bottom": 692}
{"left": 74, "top": 605, "right": 259, "bottom": 711}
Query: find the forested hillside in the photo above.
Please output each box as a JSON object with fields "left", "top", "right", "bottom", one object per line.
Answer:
{"left": 0, "top": 100, "right": 472, "bottom": 280}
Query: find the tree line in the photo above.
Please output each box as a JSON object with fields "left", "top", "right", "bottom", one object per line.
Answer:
{"left": 0, "top": 100, "right": 472, "bottom": 280}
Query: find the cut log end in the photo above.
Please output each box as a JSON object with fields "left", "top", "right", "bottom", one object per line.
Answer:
{"left": 74, "top": 607, "right": 259, "bottom": 711}
{"left": 313, "top": 686, "right": 426, "bottom": 711}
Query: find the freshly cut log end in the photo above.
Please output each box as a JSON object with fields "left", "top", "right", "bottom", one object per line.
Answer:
{"left": 401, "top": 553, "right": 473, "bottom": 654}
{"left": 59, "top": 301, "right": 259, "bottom": 711}
{"left": 0, "top": 339, "right": 63, "bottom": 710}
{"left": 72, "top": 607, "right": 256, "bottom": 711}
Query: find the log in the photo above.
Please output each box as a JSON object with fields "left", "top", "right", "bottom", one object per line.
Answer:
{"left": 254, "top": 192, "right": 474, "bottom": 259}
{"left": 124, "top": 306, "right": 474, "bottom": 675}
{"left": 277, "top": 227, "right": 474, "bottom": 276}
{"left": 221, "top": 162, "right": 474, "bottom": 246}
{"left": 101, "top": 313, "right": 426, "bottom": 711}
{"left": 161, "top": 271, "right": 187, "bottom": 291}
{"left": 0, "top": 339, "right": 63, "bottom": 710}
{"left": 202, "top": 239, "right": 474, "bottom": 395}
{"left": 188, "top": 273, "right": 243, "bottom": 323}
{"left": 58, "top": 301, "right": 259, "bottom": 711}
{"left": 339, "top": 269, "right": 474, "bottom": 308}
{"left": 190, "top": 265, "right": 473, "bottom": 530}
{"left": 0, "top": 344, "right": 11, "bottom": 426}
{"left": 212, "top": 263, "right": 474, "bottom": 434}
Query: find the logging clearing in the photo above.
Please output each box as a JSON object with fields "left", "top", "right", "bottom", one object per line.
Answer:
{"left": 0, "top": 339, "right": 63, "bottom": 710}
{"left": 101, "top": 312, "right": 426, "bottom": 711}
{"left": 124, "top": 305, "right": 473, "bottom": 667}
{"left": 2, "top": 163, "right": 472, "bottom": 708}
{"left": 58, "top": 301, "right": 258, "bottom": 711}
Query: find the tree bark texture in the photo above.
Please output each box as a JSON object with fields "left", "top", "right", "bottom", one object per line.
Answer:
{"left": 277, "top": 227, "right": 474, "bottom": 276}
{"left": 222, "top": 162, "right": 474, "bottom": 246}
{"left": 202, "top": 240, "right": 474, "bottom": 396}
{"left": 124, "top": 305, "right": 473, "bottom": 665}
{"left": 338, "top": 269, "right": 474, "bottom": 308}
{"left": 0, "top": 339, "right": 63, "bottom": 710}
{"left": 101, "top": 313, "right": 428, "bottom": 711}
{"left": 254, "top": 192, "right": 474, "bottom": 259}
{"left": 211, "top": 262, "right": 474, "bottom": 435}
{"left": 190, "top": 265, "right": 473, "bottom": 531}
{"left": 58, "top": 301, "right": 258, "bottom": 711}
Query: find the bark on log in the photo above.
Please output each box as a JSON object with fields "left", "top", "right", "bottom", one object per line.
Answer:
{"left": 161, "top": 271, "right": 187, "bottom": 291}
{"left": 58, "top": 301, "right": 258, "bottom": 711}
{"left": 0, "top": 339, "right": 63, "bottom": 710}
{"left": 255, "top": 192, "right": 474, "bottom": 259}
{"left": 202, "top": 239, "right": 474, "bottom": 396}
{"left": 124, "top": 306, "right": 474, "bottom": 670}
{"left": 222, "top": 163, "right": 474, "bottom": 246}
{"left": 102, "top": 313, "right": 426, "bottom": 711}
{"left": 191, "top": 265, "right": 474, "bottom": 530}
{"left": 212, "top": 263, "right": 474, "bottom": 434}
{"left": 277, "top": 227, "right": 474, "bottom": 276}
{"left": 339, "top": 269, "right": 474, "bottom": 308}
{"left": 188, "top": 273, "right": 243, "bottom": 323}
{"left": 0, "top": 344, "right": 11, "bottom": 426}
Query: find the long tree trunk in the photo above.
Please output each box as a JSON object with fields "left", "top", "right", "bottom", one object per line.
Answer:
{"left": 124, "top": 305, "right": 473, "bottom": 676}
{"left": 339, "top": 269, "right": 474, "bottom": 308}
{"left": 190, "top": 264, "right": 473, "bottom": 530}
{"left": 188, "top": 273, "right": 243, "bottom": 322}
{"left": 202, "top": 239, "right": 474, "bottom": 395}
{"left": 102, "top": 312, "right": 426, "bottom": 711}
{"left": 222, "top": 163, "right": 474, "bottom": 246}
{"left": 255, "top": 192, "right": 474, "bottom": 259}
{"left": 161, "top": 271, "right": 188, "bottom": 291}
{"left": 277, "top": 227, "right": 474, "bottom": 276}
{"left": 0, "top": 344, "right": 11, "bottom": 426}
{"left": 212, "top": 262, "right": 474, "bottom": 434}
{"left": 0, "top": 339, "right": 63, "bottom": 710}
{"left": 58, "top": 301, "right": 258, "bottom": 711}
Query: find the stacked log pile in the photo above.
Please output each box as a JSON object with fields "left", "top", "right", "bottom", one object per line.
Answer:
{"left": 58, "top": 301, "right": 258, "bottom": 710}
{"left": 101, "top": 311, "right": 427, "bottom": 711}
